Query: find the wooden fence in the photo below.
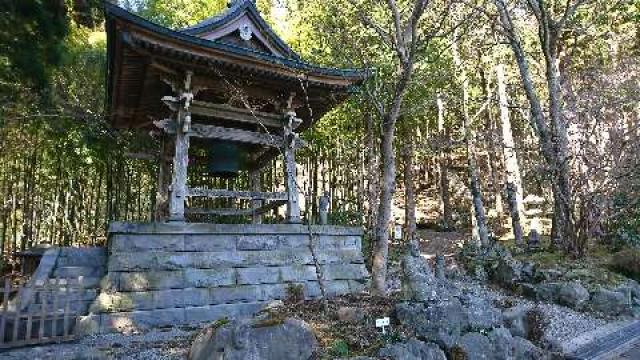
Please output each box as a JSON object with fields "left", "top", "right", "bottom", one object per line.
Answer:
{"left": 0, "top": 277, "right": 83, "bottom": 349}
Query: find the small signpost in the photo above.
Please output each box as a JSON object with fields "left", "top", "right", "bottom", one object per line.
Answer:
{"left": 375, "top": 317, "right": 390, "bottom": 334}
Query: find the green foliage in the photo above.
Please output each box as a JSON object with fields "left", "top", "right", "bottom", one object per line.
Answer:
{"left": 0, "top": 0, "right": 69, "bottom": 90}
{"left": 129, "top": 0, "right": 227, "bottom": 28}
{"left": 610, "top": 248, "right": 640, "bottom": 281}
{"left": 328, "top": 340, "right": 350, "bottom": 357}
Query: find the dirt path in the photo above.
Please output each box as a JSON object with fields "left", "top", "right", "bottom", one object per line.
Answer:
{"left": 416, "top": 229, "right": 467, "bottom": 259}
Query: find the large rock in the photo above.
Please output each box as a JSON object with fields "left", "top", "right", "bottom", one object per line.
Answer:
{"left": 453, "top": 332, "right": 494, "bottom": 359}
{"left": 488, "top": 327, "right": 514, "bottom": 360}
{"left": 534, "top": 282, "right": 561, "bottom": 302}
{"left": 401, "top": 252, "right": 441, "bottom": 302}
{"left": 395, "top": 299, "right": 469, "bottom": 351}
{"left": 590, "top": 288, "right": 631, "bottom": 316}
{"left": 557, "top": 282, "right": 590, "bottom": 310}
{"left": 491, "top": 257, "right": 523, "bottom": 288}
{"left": 512, "top": 336, "right": 546, "bottom": 360}
{"left": 188, "top": 318, "right": 318, "bottom": 360}
{"left": 378, "top": 338, "right": 446, "bottom": 360}
{"left": 502, "top": 306, "right": 530, "bottom": 338}
{"left": 462, "top": 295, "right": 502, "bottom": 331}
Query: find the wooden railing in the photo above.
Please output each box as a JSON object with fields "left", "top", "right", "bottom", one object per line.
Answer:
{"left": 0, "top": 277, "right": 83, "bottom": 348}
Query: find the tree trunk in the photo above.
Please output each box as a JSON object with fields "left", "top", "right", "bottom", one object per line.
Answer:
{"left": 365, "top": 112, "right": 379, "bottom": 238}
{"left": 436, "top": 94, "right": 452, "bottom": 229}
{"left": 403, "top": 141, "right": 417, "bottom": 243}
{"left": 371, "top": 65, "right": 413, "bottom": 295}
{"left": 372, "top": 117, "right": 396, "bottom": 295}
{"left": 452, "top": 37, "right": 490, "bottom": 247}
{"left": 496, "top": 64, "right": 525, "bottom": 246}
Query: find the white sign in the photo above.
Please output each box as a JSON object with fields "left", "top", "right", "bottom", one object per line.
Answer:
{"left": 394, "top": 225, "right": 402, "bottom": 240}
{"left": 375, "top": 317, "right": 390, "bottom": 334}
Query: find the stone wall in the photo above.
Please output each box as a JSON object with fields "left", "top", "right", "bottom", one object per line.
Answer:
{"left": 80, "top": 222, "right": 369, "bottom": 334}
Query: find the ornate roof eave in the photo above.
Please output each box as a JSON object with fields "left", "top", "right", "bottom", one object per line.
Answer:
{"left": 105, "top": 3, "right": 368, "bottom": 85}
{"left": 181, "top": 0, "right": 301, "bottom": 61}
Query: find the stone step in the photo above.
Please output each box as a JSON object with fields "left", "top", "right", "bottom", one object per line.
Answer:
{"left": 54, "top": 266, "right": 103, "bottom": 279}
{"left": 78, "top": 301, "right": 269, "bottom": 335}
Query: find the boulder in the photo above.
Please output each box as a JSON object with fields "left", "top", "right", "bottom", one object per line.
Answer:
{"left": 502, "top": 306, "right": 530, "bottom": 338}
{"left": 337, "top": 306, "right": 365, "bottom": 324}
{"left": 453, "top": 332, "right": 494, "bottom": 360}
{"left": 488, "top": 327, "right": 514, "bottom": 360}
{"left": 534, "top": 282, "right": 561, "bottom": 302}
{"left": 512, "top": 336, "right": 546, "bottom": 360}
{"left": 401, "top": 252, "right": 441, "bottom": 302}
{"left": 462, "top": 296, "right": 502, "bottom": 331}
{"left": 395, "top": 299, "right": 469, "bottom": 351}
{"left": 491, "top": 257, "right": 523, "bottom": 288}
{"left": 188, "top": 318, "right": 318, "bottom": 360}
{"left": 590, "top": 288, "right": 631, "bottom": 316}
{"left": 557, "top": 282, "right": 589, "bottom": 310}
{"left": 378, "top": 338, "right": 446, "bottom": 360}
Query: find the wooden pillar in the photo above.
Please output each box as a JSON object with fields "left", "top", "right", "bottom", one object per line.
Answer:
{"left": 154, "top": 134, "right": 172, "bottom": 221}
{"left": 283, "top": 111, "right": 301, "bottom": 224}
{"left": 168, "top": 72, "right": 193, "bottom": 222}
{"left": 249, "top": 170, "right": 263, "bottom": 224}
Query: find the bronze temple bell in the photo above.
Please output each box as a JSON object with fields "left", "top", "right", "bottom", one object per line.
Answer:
{"left": 207, "top": 140, "right": 242, "bottom": 178}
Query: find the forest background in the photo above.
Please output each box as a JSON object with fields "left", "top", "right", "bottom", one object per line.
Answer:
{"left": 0, "top": 0, "right": 638, "bottom": 290}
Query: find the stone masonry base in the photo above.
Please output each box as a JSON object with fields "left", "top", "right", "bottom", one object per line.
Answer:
{"left": 79, "top": 222, "right": 369, "bottom": 334}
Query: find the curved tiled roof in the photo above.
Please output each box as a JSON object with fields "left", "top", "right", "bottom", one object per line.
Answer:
{"left": 104, "top": 2, "right": 367, "bottom": 80}
{"left": 180, "top": 0, "right": 301, "bottom": 60}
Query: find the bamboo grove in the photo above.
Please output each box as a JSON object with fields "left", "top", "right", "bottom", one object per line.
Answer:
{"left": 1, "top": 0, "right": 639, "bottom": 272}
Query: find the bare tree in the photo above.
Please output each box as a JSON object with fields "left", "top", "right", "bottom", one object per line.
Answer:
{"left": 496, "top": 63, "right": 525, "bottom": 245}
{"left": 494, "top": 0, "right": 588, "bottom": 254}
{"left": 347, "top": 0, "right": 459, "bottom": 294}
{"left": 452, "top": 35, "right": 490, "bottom": 247}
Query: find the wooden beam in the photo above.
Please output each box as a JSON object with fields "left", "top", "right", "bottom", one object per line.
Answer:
{"left": 249, "top": 170, "right": 263, "bottom": 224}
{"left": 191, "top": 101, "right": 284, "bottom": 128}
{"left": 190, "top": 123, "right": 284, "bottom": 146}
{"left": 187, "top": 187, "right": 287, "bottom": 201}
{"left": 186, "top": 200, "right": 286, "bottom": 217}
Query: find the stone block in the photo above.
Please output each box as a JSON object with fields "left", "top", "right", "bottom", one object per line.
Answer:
{"left": 110, "top": 234, "right": 184, "bottom": 252}
{"left": 279, "top": 266, "right": 318, "bottom": 282}
{"left": 315, "top": 250, "right": 365, "bottom": 265}
{"left": 210, "top": 285, "right": 262, "bottom": 304}
{"left": 241, "top": 249, "right": 314, "bottom": 267}
{"left": 183, "top": 302, "right": 266, "bottom": 324}
{"left": 177, "top": 288, "right": 211, "bottom": 308}
{"left": 236, "top": 235, "right": 309, "bottom": 250}
{"left": 183, "top": 234, "right": 236, "bottom": 252}
{"left": 184, "top": 268, "right": 236, "bottom": 288}
{"left": 101, "top": 307, "right": 186, "bottom": 333}
{"left": 324, "top": 280, "right": 351, "bottom": 297}
{"left": 321, "top": 264, "right": 369, "bottom": 280}
{"left": 119, "top": 271, "right": 183, "bottom": 291}
{"left": 90, "top": 291, "right": 154, "bottom": 313}
{"left": 237, "top": 267, "right": 280, "bottom": 285}
{"left": 303, "top": 281, "right": 323, "bottom": 298}
{"left": 76, "top": 314, "right": 101, "bottom": 336}
{"left": 317, "top": 235, "right": 361, "bottom": 250}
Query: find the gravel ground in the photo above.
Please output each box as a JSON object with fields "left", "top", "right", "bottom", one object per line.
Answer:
{"left": 452, "top": 278, "right": 611, "bottom": 345}
{"left": 0, "top": 325, "right": 198, "bottom": 360}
